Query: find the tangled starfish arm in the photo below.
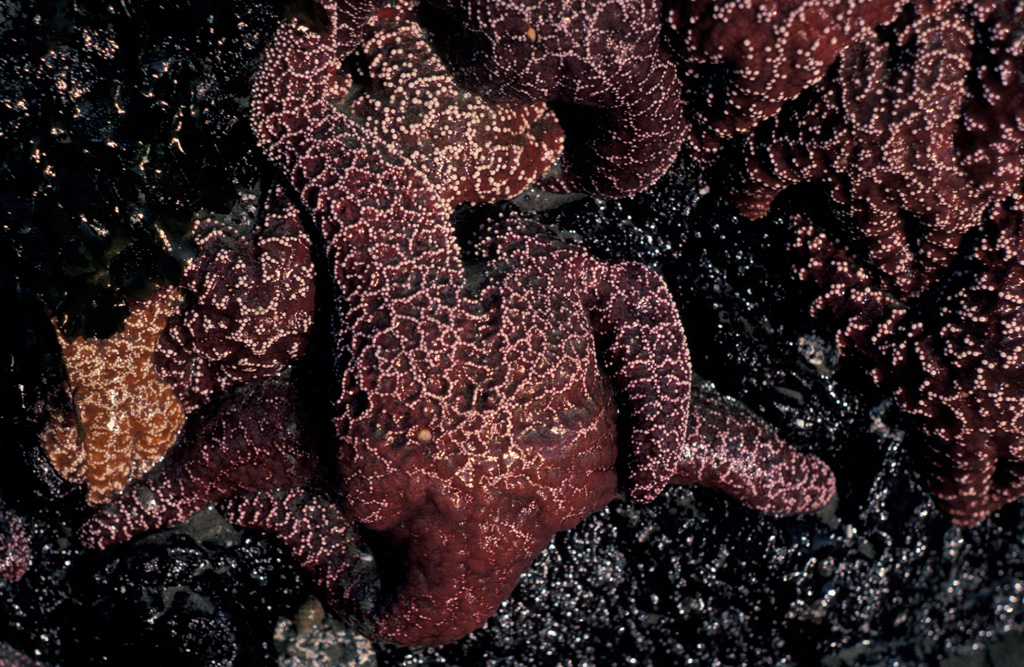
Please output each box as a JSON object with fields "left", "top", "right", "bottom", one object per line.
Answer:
{"left": 0, "top": 505, "right": 31, "bottom": 584}
{"left": 582, "top": 259, "right": 692, "bottom": 502}
{"left": 581, "top": 258, "right": 834, "bottom": 512}
{"left": 682, "top": 387, "right": 836, "bottom": 514}
{"left": 792, "top": 206, "right": 1024, "bottom": 525}
{"left": 735, "top": 2, "right": 1024, "bottom": 297}
{"left": 80, "top": 0, "right": 836, "bottom": 648}
{"left": 78, "top": 376, "right": 314, "bottom": 550}
{"left": 422, "top": 0, "right": 688, "bottom": 197}
{"left": 665, "top": 0, "right": 907, "bottom": 156}
{"left": 154, "top": 187, "right": 315, "bottom": 413}
{"left": 349, "top": 4, "right": 565, "bottom": 208}
{"left": 539, "top": 52, "right": 687, "bottom": 197}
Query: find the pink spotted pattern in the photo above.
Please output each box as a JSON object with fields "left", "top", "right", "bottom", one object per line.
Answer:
{"left": 793, "top": 208, "right": 1024, "bottom": 526}
{"left": 665, "top": 0, "right": 906, "bottom": 157}
{"left": 0, "top": 507, "right": 30, "bottom": 584}
{"left": 423, "top": 0, "right": 688, "bottom": 197}
{"left": 80, "top": 0, "right": 834, "bottom": 648}
{"left": 347, "top": 3, "right": 565, "bottom": 208}
{"left": 154, "top": 186, "right": 315, "bottom": 412}
{"left": 737, "top": 2, "right": 1024, "bottom": 297}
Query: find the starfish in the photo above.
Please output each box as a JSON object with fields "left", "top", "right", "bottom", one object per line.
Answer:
{"left": 735, "top": 2, "right": 1024, "bottom": 297}
{"left": 715, "top": 0, "right": 1024, "bottom": 523}
{"left": 0, "top": 501, "right": 31, "bottom": 584}
{"left": 793, "top": 203, "right": 1024, "bottom": 526}
{"left": 664, "top": 0, "right": 907, "bottom": 157}
{"left": 40, "top": 289, "right": 185, "bottom": 506}
{"left": 420, "top": 0, "right": 689, "bottom": 197}
{"left": 80, "top": 1, "right": 835, "bottom": 647}
{"left": 154, "top": 186, "right": 316, "bottom": 414}
{"left": 343, "top": 3, "right": 564, "bottom": 209}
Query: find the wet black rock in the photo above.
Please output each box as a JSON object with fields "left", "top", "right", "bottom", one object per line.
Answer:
{"left": 0, "top": 0, "right": 279, "bottom": 337}
{"left": 61, "top": 527, "right": 313, "bottom": 667}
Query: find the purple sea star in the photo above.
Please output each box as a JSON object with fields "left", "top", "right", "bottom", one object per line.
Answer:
{"left": 712, "top": 0, "right": 1024, "bottom": 523}
{"left": 80, "top": 0, "right": 835, "bottom": 647}
{"left": 154, "top": 186, "right": 315, "bottom": 413}
{"left": 345, "top": 3, "right": 565, "bottom": 208}
{"left": 664, "top": 0, "right": 907, "bottom": 158}
{"left": 793, "top": 204, "right": 1024, "bottom": 526}
{"left": 421, "top": 0, "right": 689, "bottom": 197}
{"left": 735, "top": 1, "right": 1024, "bottom": 297}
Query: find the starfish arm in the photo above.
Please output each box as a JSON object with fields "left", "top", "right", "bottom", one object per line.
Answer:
{"left": 251, "top": 0, "right": 386, "bottom": 171}
{"left": 330, "top": 0, "right": 387, "bottom": 50}
{"left": 370, "top": 522, "right": 546, "bottom": 647}
{"left": 218, "top": 488, "right": 380, "bottom": 628}
{"left": 222, "top": 490, "right": 538, "bottom": 648}
{"left": 0, "top": 640, "right": 54, "bottom": 667}
{"left": 79, "top": 377, "right": 314, "bottom": 549}
{"left": 581, "top": 256, "right": 835, "bottom": 512}
{"left": 582, "top": 260, "right": 691, "bottom": 504}
{"left": 677, "top": 386, "right": 836, "bottom": 514}
{"left": 543, "top": 54, "right": 688, "bottom": 197}
{"left": 0, "top": 504, "right": 30, "bottom": 584}
{"left": 154, "top": 187, "right": 315, "bottom": 413}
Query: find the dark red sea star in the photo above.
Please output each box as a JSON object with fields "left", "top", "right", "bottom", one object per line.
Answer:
{"left": 154, "top": 186, "right": 315, "bottom": 413}
{"left": 346, "top": 2, "right": 565, "bottom": 208}
{"left": 0, "top": 505, "right": 30, "bottom": 584}
{"left": 80, "top": 0, "right": 834, "bottom": 647}
{"left": 664, "top": 0, "right": 907, "bottom": 157}
{"left": 710, "top": 0, "right": 1024, "bottom": 524}
{"left": 421, "top": 0, "right": 688, "bottom": 197}
{"left": 0, "top": 640, "right": 52, "bottom": 667}
{"left": 153, "top": 3, "right": 562, "bottom": 417}
{"left": 792, "top": 205, "right": 1024, "bottom": 526}
{"left": 735, "top": 1, "right": 1024, "bottom": 297}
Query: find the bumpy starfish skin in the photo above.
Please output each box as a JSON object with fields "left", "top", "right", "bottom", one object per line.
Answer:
{"left": 676, "top": 387, "right": 836, "bottom": 511}
{"left": 80, "top": 376, "right": 316, "bottom": 545}
{"left": 793, "top": 207, "right": 1024, "bottom": 526}
{"left": 664, "top": 0, "right": 906, "bottom": 157}
{"left": 0, "top": 505, "right": 30, "bottom": 584}
{"left": 81, "top": 0, "right": 834, "bottom": 647}
{"left": 0, "top": 640, "right": 52, "bottom": 667}
{"left": 423, "top": 0, "right": 688, "bottom": 197}
{"left": 736, "top": 2, "right": 1024, "bottom": 297}
{"left": 40, "top": 289, "right": 185, "bottom": 506}
{"left": 153, "top": 186, "right": 315, "bottom": 413}
{"left": 347, "top": 4, "right": 565, "bottom": 208}
{"left": 706, "top": 0, "right": 1024, "bottom": 523}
